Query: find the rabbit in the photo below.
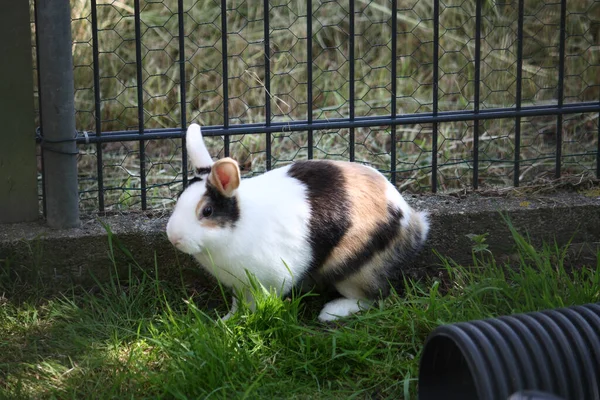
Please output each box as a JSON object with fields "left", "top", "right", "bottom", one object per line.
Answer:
{"left": 166, "top": 123, "right": 430, "bottom": 322}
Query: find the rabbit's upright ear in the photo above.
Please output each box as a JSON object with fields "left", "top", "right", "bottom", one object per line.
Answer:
{"left": 209, "top": 158, "right": 241, "bottom": 197}
{"left": 186, "top": 123, "right": 214, "bottom": 174}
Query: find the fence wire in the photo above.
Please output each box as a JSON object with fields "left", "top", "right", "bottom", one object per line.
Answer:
{"left": 31, "top": 0, "right": 600, "bottom": 212}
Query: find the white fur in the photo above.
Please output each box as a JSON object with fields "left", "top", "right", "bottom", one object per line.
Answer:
{"left": 385, "top": 181, "right": 430, "bottom": 240}
{"left": 186, "top": 123, "right": 213, "bottom": 169}
{"left": 414, "top": 210, "right": 430, "bottom": 240}
{"left": 220, "top": 297, "right": 238, "bottom": 321}
{"left": 385, "top": 181, "right": 414, "bottom": 229}
{"left": 318, "top": 298, "right": 373, "bottom": 322}
{"left": 167, "top": 124, "right": 430, "bottom": 323}
{"left": 167, "top": 165, "right": 313, "bottom": 296}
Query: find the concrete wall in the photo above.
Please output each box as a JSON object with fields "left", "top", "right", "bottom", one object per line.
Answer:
{"left": 1, "top": 192, "right": 599, "bottom": 292}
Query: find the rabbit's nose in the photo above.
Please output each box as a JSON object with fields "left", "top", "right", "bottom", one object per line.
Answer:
{"left": 168, "top": 233, "right": 182, "bottom": 247}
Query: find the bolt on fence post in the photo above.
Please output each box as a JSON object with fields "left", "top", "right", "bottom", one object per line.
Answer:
{"left": 36, "top": 0, "right": 81, "bottom": 228}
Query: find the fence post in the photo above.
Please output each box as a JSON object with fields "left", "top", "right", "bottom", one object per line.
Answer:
{"left": 36, "top": 0, "right": 81, "bottom": 228}
{"left": 0, "top": 1, "right": 39, "bottom": 223}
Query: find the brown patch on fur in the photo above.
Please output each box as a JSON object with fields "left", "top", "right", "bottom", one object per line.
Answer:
{"left": 320, "top": 162, "right": 391, "bottom": 274}
{"left": 195, "top": 198, "right": 220, "bottom": 228}
{"left": 200, "top": 218, "right": 221, "bottom": 229}
{"left": 328, "top": 208, "right": 429, "bottom": 299}
{"left": 195, "top": 197, "right": 209, "bottom": 220}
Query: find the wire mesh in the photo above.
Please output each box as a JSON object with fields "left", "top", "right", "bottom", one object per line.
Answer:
{"left": 30, "top": 0, "right": 600, "bottom": 212}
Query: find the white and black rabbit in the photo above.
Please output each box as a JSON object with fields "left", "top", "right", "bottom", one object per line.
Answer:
{"left": 167, "top": 123, "right": 430, "bottom": 322}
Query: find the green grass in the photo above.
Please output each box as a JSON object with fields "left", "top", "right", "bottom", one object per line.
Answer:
{"left": 2, "top": 224, "right": 599, "bottom": 399}
{"left": 28, "top": 0, "right": 600, "bottom": 211}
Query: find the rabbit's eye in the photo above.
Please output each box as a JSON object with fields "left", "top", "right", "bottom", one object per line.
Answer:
{"left": 202, "top": 205, "right": 213, "bottom": 218}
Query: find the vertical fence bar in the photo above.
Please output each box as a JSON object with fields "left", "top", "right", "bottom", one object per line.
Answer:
{"left": 264, "top": 0, "right": 272, "bottom": 170}
{"left": 178, "top": 0, "right": 188, "bottom": 187}
{"left": 307, "top": 0, "right": 313, "bottom": 159}
{"left": 472, "top": 0, "right": 482, "bottom": 189}
{"left": 134, "top": 0, "right": 147, "bottom": 210}
{"left": 221, "top": 0, "right": 230, "bottom": 157}
{"left": 390, "top": 0, "right": 397, "bottom": 185}
{"left": 33, "top": 0, "right": 47, "bottom": 217}
{"left": 35, "top": 0, "right": 81, "bottom": 227}
{"left": 431, "top": 0, "right": 440, "bottom": 193}
{"left": 514, "top": 0, "right": 524, "bottom": 187}
{"left": 348, "top": 0, "right": 355, "bottom": 162}
{"left": 555, "top": 0, "right": 567, "bottom": 178}
{"left": 91, "top": 0, "right": 104, "bottom": 211}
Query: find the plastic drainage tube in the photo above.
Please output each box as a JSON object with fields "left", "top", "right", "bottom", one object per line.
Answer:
{"left": 418, "top": 303, "right": 600, "bottom": 400}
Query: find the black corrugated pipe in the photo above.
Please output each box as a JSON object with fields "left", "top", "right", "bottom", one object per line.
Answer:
{"left": 418, "top": 303, "right": 600, "bottom": 400}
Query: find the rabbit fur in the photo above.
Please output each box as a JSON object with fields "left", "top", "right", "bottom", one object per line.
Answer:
{"left": 167, "top": 124, "right": 429, "bottom": 322}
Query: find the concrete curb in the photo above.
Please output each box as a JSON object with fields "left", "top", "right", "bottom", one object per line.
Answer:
{"left": 1, "top": 191, "right": 599, "bottom": 291}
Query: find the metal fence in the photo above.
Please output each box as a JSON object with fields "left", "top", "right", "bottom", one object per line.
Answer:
{"left": 31, "top": 0, "right": 600, "bottom": 213}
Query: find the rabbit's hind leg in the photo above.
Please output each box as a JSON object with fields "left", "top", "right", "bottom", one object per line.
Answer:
{"left": 317, "top": 277, "right": 374, "bottom": 322}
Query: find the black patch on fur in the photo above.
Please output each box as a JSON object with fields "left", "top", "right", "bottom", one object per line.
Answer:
{"left": 201, "top": 182, "right": 240, "bottom": 227}
{"left": 177, "top": 167, "right": 213, "bottom": 197}
{"left": 195, "top": 166, "right": 212, "bottom": 176}
{"left": 366, "top": 225, "right": 427, "bottom": 299}
{"left": 188, "top": 176, "right": 204, "bottom": 186}
{"left": 390, "top": 214, "right": 427, "bottom": 272}
{"left": 177, "top": 176, "right": 202, "bottom": 198}
{"left": 287, "top": 160, "right": 351, "bottom": 273}
{"left": 359, "top": 210, "right": 428, "bottom": 299}
{"left": 322, "top": 205, "right": 402, "bottom": 283}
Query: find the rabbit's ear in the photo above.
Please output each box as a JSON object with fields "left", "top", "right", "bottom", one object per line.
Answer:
{"left": 209, "top": 158, "right": 240, "bottom": 197}
{"left": 186, "top": 123, "right": 213, "bottom": 173}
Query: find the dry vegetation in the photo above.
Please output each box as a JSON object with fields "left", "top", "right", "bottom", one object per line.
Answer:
{"left": 30, "top": 0, "right": 600, "bottom": 211}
